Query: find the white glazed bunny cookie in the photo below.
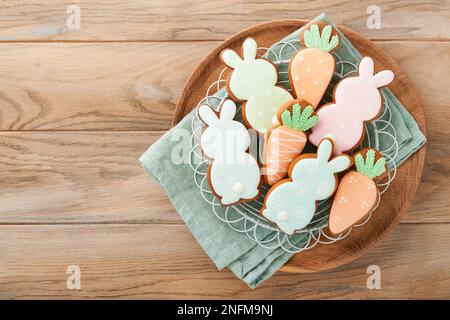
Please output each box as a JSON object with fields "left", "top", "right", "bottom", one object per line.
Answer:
{"left": 221, "top": 38, "right": 293, "bottom": 132}
{"left": 198, "top": 99, "right": 261, "bottom": 205}
{"left": 261, "top": 138, "right": 351, "bottom": 234}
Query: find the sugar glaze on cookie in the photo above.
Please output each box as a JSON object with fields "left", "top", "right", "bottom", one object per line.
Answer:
{"left": 262, "top": 138, "right": 351, "bottom": 234}
{"left": 329, "top": 148, "right": 387, "bottom": 234}
{"left": 289, "top": 24, "right": 339, "bottom": 108}
{"left": 309, "top": 57, "right": 394, "bottom": 155}
{"left": 198, "top": 100, "right": 261, "bottom": 206}
{"left": 221, "top": 38, "right": 293, "bottom": 132}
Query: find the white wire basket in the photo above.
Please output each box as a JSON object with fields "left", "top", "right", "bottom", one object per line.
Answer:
{"left": 188, "top": 38, "right": 399, "bottom": 253}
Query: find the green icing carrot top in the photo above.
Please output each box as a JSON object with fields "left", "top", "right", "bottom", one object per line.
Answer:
{"left": 280, "top": 103, "right": 318, "bottom": 132}
{"left": 354, "top": 149, "right": 387, "bottom": 179}
{"left": 303, "top": 24, "right": 339, "bottom": 53}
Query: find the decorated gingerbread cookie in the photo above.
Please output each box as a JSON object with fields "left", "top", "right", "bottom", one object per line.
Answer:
{"left": 289, "top": 24, "right": 339, "bottom": 109}
{"left": 263, "top": 100, "right": 318, "bottom": 186}
{"left": 198, "top": 99, "right": 261, "bottom": 206}
{"left": 329, "top": 148, "right": 387, "bottom": 234}
{"left": 221, "top": 38, "right": 293, "bottom": 132}
{"left": 309, "top": 57, "right": 394, "bottom": 155}
{"left": 261, "top": 138, "right": 352, "bottom": 235}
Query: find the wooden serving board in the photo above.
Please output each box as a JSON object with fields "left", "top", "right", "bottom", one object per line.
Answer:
{"left": 172, "top": 20, "right": 427, "bottom": 273}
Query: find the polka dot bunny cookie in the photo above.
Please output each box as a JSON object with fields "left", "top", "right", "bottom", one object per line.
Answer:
{"left": 261, "top": 138, "right": 352, "bottom": 235}
{"left": 309, "top": 57, "right": 394, "bottom": 155}
{"left": 329, "top": 148, "right": 388, "bottom": 234}
{"left": 289, "top": 24, "right": 339, "bottom": 109}
{"left": 198, "top": 99, "right": 261, "bottom": 206}
{"left": 221, "top": 38, "right": 293, "bottom": 132}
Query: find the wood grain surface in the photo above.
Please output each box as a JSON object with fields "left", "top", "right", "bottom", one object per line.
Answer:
{"left": 0, "top": 224, "right": 449, "bottom": 299}
{"left": 0, "top": 42, "right": 447, "bottom": 132}
{"left": 0, "top": 0, "right": 448, "bottom": 41}
{"left": 0, "top": 1, "right": 447, "bottom": 299}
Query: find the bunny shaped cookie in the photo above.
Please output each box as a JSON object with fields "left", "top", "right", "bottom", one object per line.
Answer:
{"left": 221, "top": 38, "right": 293, "bottom": 132}
{"left": 262, "top": 138, "right": 351, "bottom": 235}
{"left": 198, "top": 100, "right": 261, "bottom": 206}
{"left": 309, "top": 57, "right": 394, "bottom": 155}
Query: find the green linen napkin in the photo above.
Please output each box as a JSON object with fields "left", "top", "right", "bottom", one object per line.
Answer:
{"left": 139, "top": 13, "right": 426, "bottom": 288}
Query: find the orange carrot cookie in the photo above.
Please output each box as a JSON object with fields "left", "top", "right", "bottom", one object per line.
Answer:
{"left": 289, "top": 24, "right": 339, "bottom": 109}
{"left": 329, "top": 148, "right": 387, "bottom": 235}
{"left": 263, "top": 101, "right": 318, "bottom": 185}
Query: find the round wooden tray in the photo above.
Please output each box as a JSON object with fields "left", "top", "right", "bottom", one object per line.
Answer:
{"left": 173, "top": 20, "right": 426, "bottom": 273}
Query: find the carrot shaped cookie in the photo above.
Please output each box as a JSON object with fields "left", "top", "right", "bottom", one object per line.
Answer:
{"left": 263, "top": 101, "right": 318, "bottom": 185}
{"left": 289, "top": 24, "right": 339, "bottom": 109}
{"left": 329, "top": 148, "right": 387, "bottom": 234}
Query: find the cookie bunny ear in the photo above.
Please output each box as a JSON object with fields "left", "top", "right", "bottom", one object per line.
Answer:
{"left": 219, "top": 100, "right": 237, "bottom": 121}
{"left": 374, "top": 70, "right": 394, "bottom": 88}
{"left": 359, "top": 57, "right": 374, "bottom": 78}
{"left": 221, "top": 49, "right": 243, "bottom": 69}
{"left": 317, "top": 138, "right": 333, "bottom": 163}
{"left": 198, "top": 105, "right": 218, "bottom": 126}
{"left": 329, "top": 155, "right": 352, "bottom": 173}
{"left": 242, "top": 38, "right": 257, "bottom": 62}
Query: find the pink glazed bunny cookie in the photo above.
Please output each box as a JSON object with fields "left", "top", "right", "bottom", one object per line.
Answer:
{"left": 309, "top": 57, "right": 394, "bottom": 155}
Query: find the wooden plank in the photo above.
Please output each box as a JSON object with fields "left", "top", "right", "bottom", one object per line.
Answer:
{"left": 0, "top": 42, "right": 218, "bottom": 131}
{"left": 0, "top": 131, "right": 445, "bottom": 223}
{"left": 0, "top": 131, "right": 178, "bottom": 223}
{"left": 0, "top": 41, "right": 448, "bottom": 132}
{"left": 376, "top": 41, "right": 450, "bottom": 222}
{"left": 0, "top": 1, "right": 448, "bottom": 41}
{"left": 0, "top": 223, "right": 448, "bottom": 299}
{"left": 377, "top": 42, "right": 450, "bottom": 145}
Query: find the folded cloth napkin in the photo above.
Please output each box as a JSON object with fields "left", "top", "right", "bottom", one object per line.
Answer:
{"left": 139, "top": 13, "right": 426, "bottom": 288}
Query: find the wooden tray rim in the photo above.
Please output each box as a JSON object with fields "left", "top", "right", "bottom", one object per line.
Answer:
{"left": 172, "top": 19, "right": 427, "bottom": 273}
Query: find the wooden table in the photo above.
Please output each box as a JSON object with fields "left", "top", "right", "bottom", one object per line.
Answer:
{"left": 0, "top": 1, "right": 448, "bottom": 299}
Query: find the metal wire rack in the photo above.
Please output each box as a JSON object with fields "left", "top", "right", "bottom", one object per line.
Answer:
{"left": 188, "top": 38, "right": 398, "bottom": 253}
